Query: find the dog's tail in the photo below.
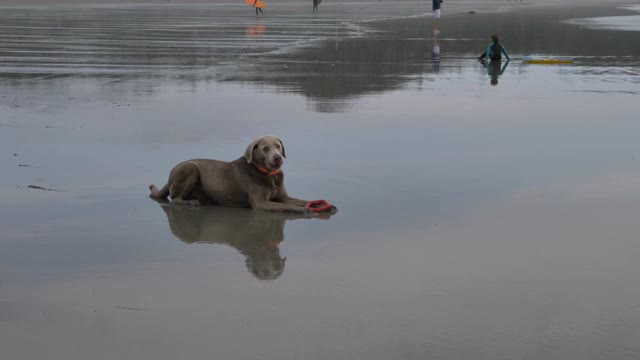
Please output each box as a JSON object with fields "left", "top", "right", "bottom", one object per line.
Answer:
{"left": 149, "top": 184, "right": 170, "bottom": 199}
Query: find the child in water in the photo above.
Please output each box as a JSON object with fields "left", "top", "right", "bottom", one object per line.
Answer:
{"left": 478, "top": 34, "right": 510, "bottom": 62}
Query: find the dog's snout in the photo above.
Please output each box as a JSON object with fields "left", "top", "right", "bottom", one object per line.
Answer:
{"left": 274, "top": 154, "right": 282, "bottom": 163}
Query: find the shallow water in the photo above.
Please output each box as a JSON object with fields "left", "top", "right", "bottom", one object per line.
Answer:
{"left": 565, "top": 5, "right": 640, "bottom": 32}
{"left": 1, "top": 1, "right": 640, "bottom": 359}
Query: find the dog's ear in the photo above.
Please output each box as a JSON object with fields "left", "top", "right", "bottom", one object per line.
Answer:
{"left": 244, "top": 138, "right": 261, "bottom": 164}
{"left": 278, "top": 138, "right": 286, "bottom": 158}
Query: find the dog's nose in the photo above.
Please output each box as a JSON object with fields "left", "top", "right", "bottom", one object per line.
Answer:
{"left": 274, "top": 155, "right": 282, "bottom": 163}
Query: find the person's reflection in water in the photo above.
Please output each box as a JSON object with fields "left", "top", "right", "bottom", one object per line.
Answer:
{"left": 484, "top": 60, "right": 509, "bottom": 86}
{"left": 156, "top": 202, "right": 332, "bottom": 280}
{"left": 246, "top": 23, "right": 266, "bottom": 38}
{"left": 431, "top": 34, "right": 441, "bottom": 73}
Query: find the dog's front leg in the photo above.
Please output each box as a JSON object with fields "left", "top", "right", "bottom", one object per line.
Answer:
{"left": 279, "top": 195, "right": 308, "bottom": 207}
{"left": 273, "top": 185, "right": 308, "bottom": 207}
{"left": 276, "top": 187, "right": 337, "bottom": 213}
{"left": 248, "top": 187, "right": 309, "bottom": 213}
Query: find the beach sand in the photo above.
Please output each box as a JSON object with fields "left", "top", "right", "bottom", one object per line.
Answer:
{"left": 1, "top": 1, "right": 640, "bottom": 359}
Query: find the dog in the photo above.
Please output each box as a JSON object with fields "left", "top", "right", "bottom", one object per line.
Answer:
{"left": 149, "top": 135, "right": 336, "bottom": 214}
{"left": 156, "top": 202, "right": 328, "bottom": 280}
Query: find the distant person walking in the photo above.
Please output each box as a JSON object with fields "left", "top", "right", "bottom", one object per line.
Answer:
{"left": 253, "top": 0, "right": 264, "bottom": 15}
{"left": 478, "top": 34, "right": 511, "bottom": 62}
{"left": 313, "top": 0, "right": 319, "bottom": 13}
{"left": 432, "top": 0, "right": 443, "bottom": 34}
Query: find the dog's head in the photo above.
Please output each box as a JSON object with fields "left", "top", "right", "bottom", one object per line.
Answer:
{"left": 244, "top": 135, "right": 287, "bottom": 172}
{"left": 245, "top": 247, "right": 286, "bottom": 280}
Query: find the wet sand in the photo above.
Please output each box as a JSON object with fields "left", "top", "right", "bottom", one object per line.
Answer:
{"left": 2, "top": 1, "right": 640, "bottom": 359}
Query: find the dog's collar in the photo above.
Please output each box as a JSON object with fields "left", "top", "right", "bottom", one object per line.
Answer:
{"left": 253, "top": 164, "right": 281, "bottom": 176}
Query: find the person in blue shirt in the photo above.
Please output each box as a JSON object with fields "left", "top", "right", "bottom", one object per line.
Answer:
{"left": 478, "top": 34, "right": 510, "bottom": 61}
{"left": 433, "top": 0, "right": 443, "bottom": 34}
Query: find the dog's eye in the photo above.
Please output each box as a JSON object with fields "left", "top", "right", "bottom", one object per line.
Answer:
{"left": 263, "top": 146, "right": 269, "bottom": 152}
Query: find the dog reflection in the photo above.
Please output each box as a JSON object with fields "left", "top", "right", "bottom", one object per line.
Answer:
{"left": 158, "top": 204, "right": 322, "bottom": 280}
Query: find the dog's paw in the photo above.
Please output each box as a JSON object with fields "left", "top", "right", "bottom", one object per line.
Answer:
{"left": 305, "top": 205, "right": 338, "bottom": 218}
{"left": 172, "top": 199, "right": 201, "bottom": 207}
{"left": 185, "top": 200, "right": 201, "bottom": 207}
{"left": 303, "top": 207, "right": 318, "bottom": 216}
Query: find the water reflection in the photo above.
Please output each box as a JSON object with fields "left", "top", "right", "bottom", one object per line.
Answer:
{"left": 431, "top": 35, "right": 441, "bottom": 73}
{"left": 246, "top": 23, "right": 267, "bottom": 38}
{"left": 157, "top": 202, "right": 332, "bottom": 280}
{"left": 483, "top": 60, "right": 509, "bottom": 86}
{"left": 0, "top": 4, "right": 639, "bottom": 112}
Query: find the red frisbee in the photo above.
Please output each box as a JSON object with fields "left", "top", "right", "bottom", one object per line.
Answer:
{"left": 305, "top": 199, "right": 332, "bottom": 213}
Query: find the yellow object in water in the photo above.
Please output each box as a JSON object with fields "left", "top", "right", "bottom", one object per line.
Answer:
{"left": 522, "top": 57, "right": 574, "bottom": 64}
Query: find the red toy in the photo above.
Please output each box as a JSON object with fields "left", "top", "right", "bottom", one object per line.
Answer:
{"left": 305, "top": 199, "right": 332, "bottom": 213}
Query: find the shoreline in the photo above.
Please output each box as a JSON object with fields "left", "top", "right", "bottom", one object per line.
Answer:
{"left": 1, "top": 2, "right": 640, "bottom": 359}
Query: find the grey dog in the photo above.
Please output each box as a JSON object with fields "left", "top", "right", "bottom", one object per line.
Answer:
{"left": 149, "top": 135, "right": 336, "bottom": 214}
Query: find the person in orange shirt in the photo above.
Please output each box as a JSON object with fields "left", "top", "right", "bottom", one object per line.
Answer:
{"left": 253, "top": 0, "right": 264, "bottom": 16}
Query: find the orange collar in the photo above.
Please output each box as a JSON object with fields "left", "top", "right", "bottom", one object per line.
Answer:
{"left": 254, "top": 164, "right": 281, "bottom": 176}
